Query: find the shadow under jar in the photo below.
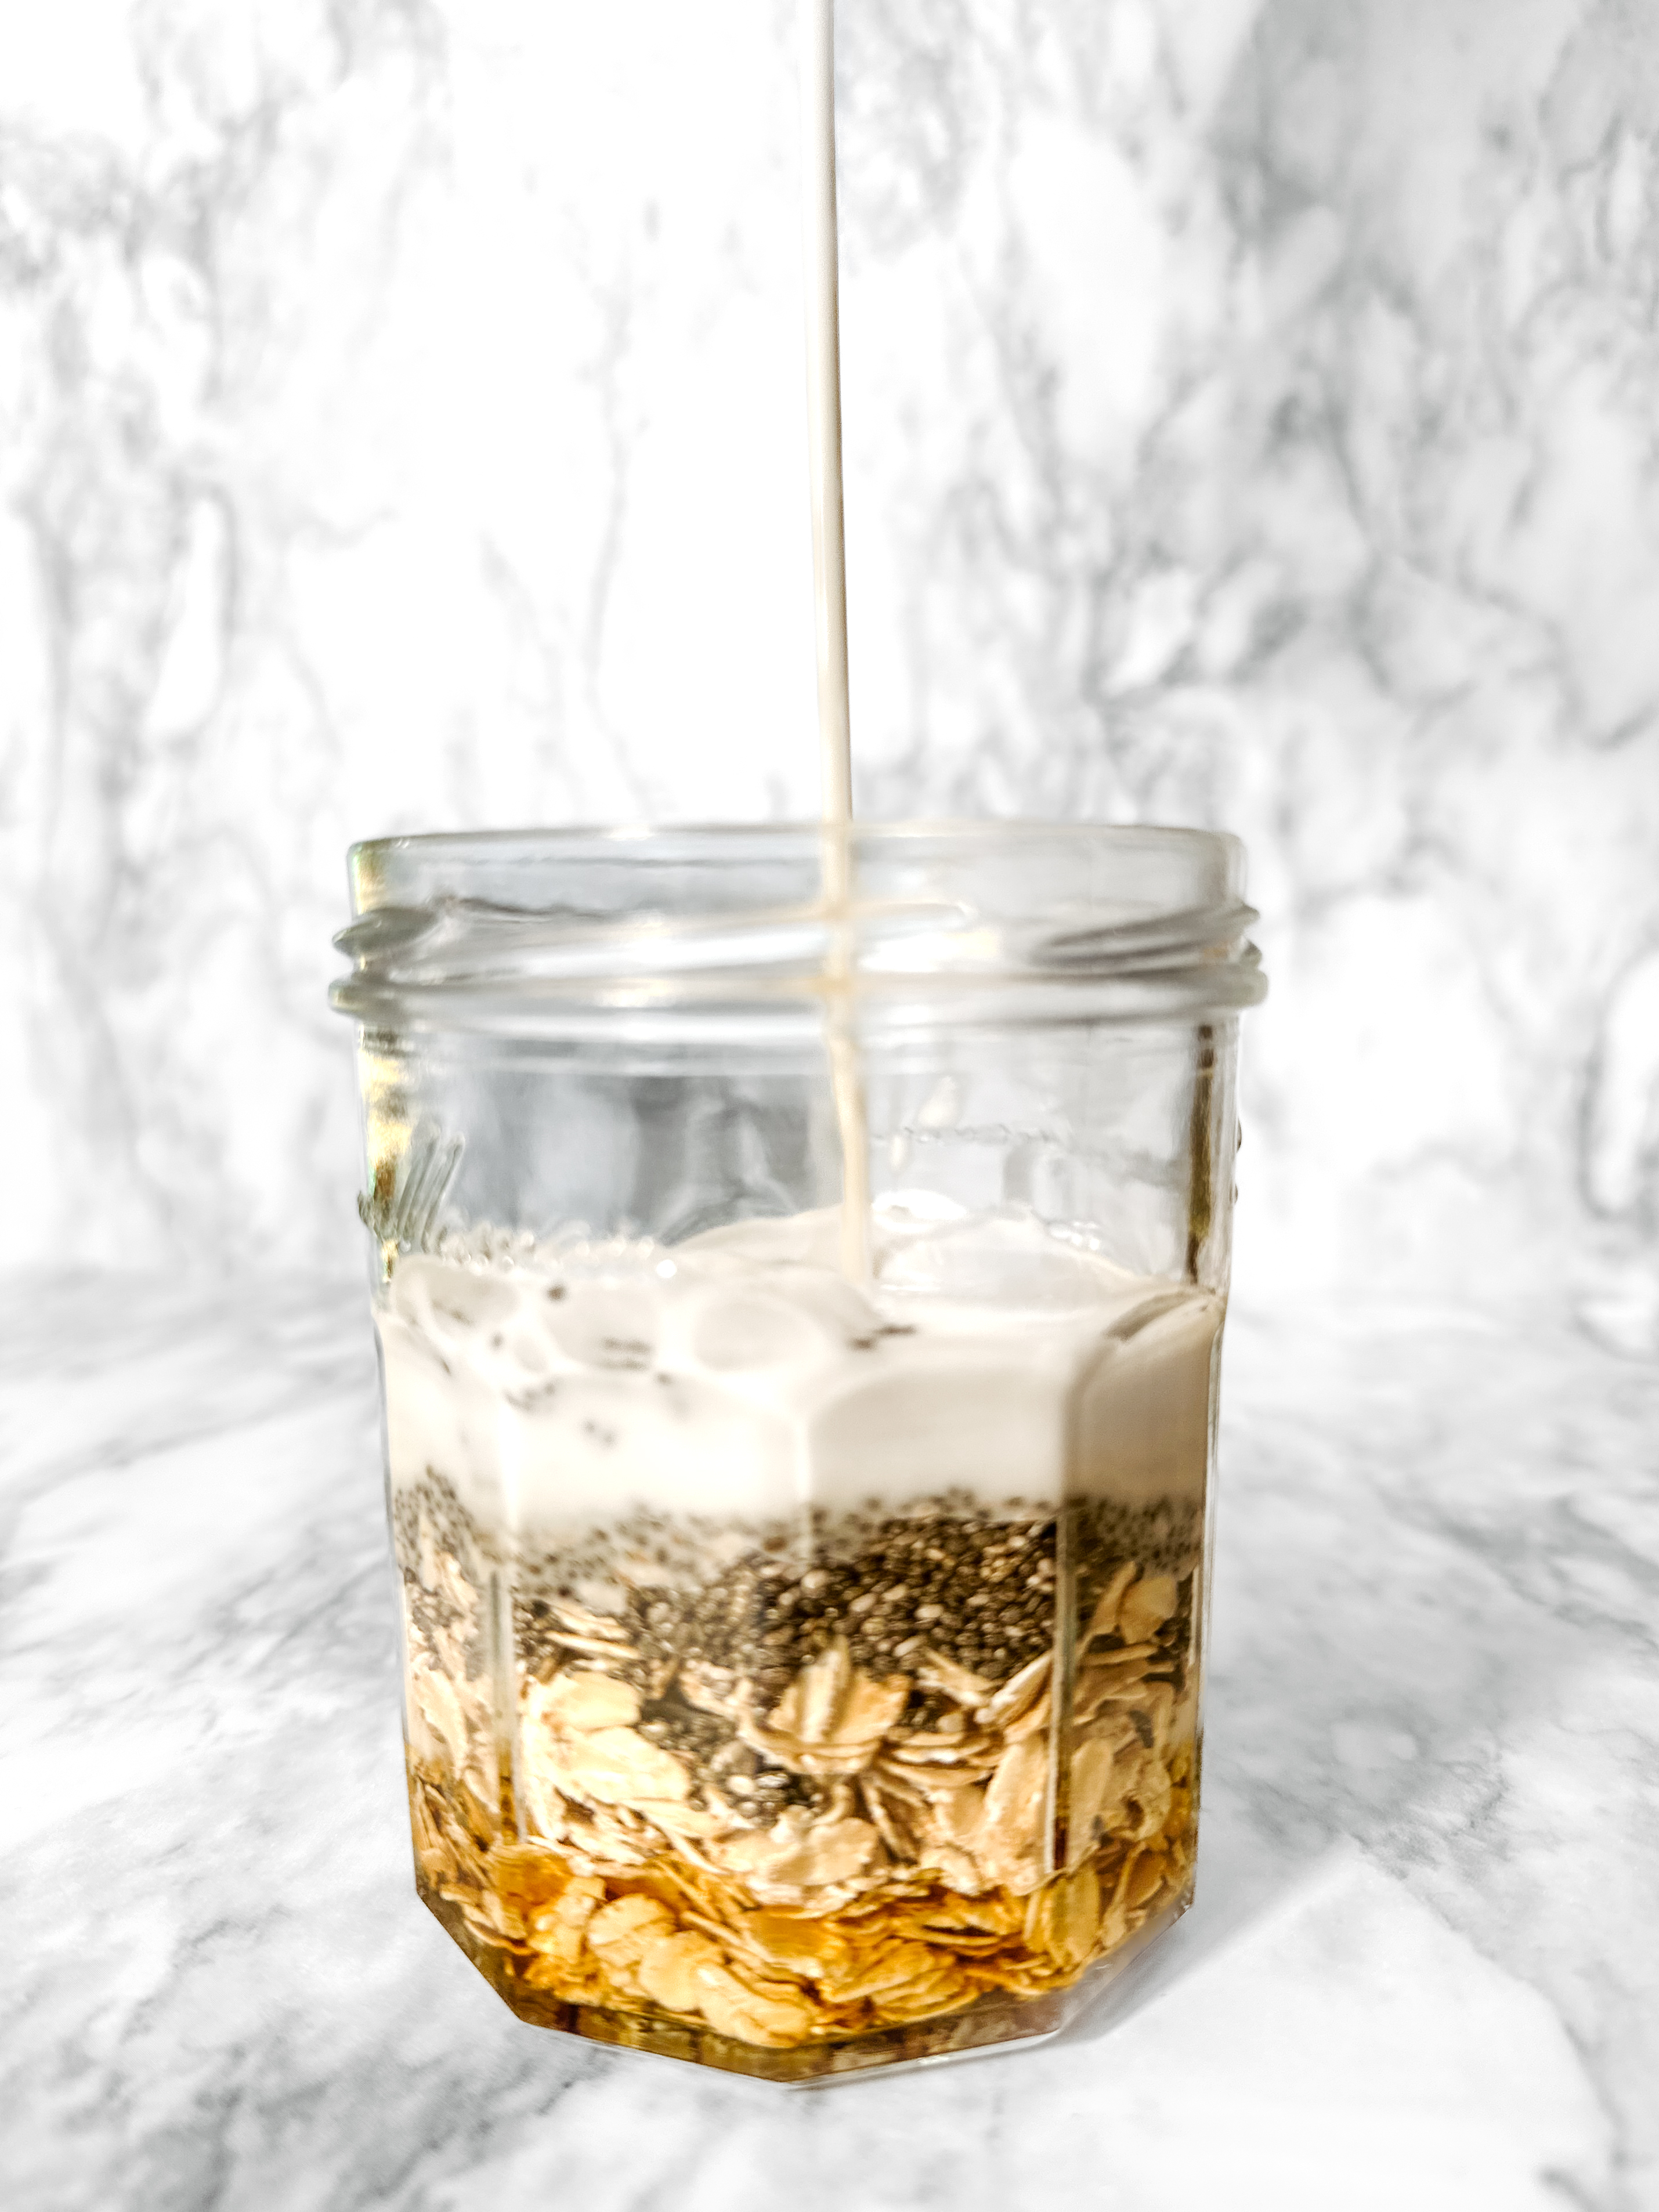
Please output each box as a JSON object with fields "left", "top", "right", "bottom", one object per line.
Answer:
{"left": 330, "top": 823, "right": 1266, "bottom": 2083}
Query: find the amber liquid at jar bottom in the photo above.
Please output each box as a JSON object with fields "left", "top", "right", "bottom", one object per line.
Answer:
{"left": 397, "top": 1483, "right": 1201, "bottom": 2081}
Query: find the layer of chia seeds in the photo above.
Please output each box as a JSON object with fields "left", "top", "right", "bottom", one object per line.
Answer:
{"left": 393, "top": 1469, "right": 1203, "bottom": 1820}
{"left": 396, "top": 1473, "right": 1200, "bottom": 1674}
{"left": 598, "top": 1512, "right": 1060, "bottom": 1683}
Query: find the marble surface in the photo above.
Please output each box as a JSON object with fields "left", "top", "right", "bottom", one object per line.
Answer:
{"left": 4, "top": 8, "right": 1658, "bottom": 2199}
{"left": 2, "top": 1272, "right": 1653, "bottom": 2210}
{"left": 2, "top": 0, "right": 1658, "bottom": 1331}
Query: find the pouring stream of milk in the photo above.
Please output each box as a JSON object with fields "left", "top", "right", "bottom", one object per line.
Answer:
{"left": 802, "top": 0, "right": 871, "bottom": 1283}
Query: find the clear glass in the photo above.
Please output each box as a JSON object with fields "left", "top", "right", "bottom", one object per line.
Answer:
{"left": 330, "top": 823, "right": 1264, "bottom": 2083}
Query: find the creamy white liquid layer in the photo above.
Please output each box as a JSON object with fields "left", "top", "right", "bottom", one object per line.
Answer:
{"left": 375, "top": 1202, "right": 1220, "bottom": 1534}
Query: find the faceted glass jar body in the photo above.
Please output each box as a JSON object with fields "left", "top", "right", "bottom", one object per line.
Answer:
{"left": 331, "top": 824, "right": 1264, "bottom": 2083}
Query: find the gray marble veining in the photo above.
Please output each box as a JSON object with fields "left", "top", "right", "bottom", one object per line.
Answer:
{"left": 2, "top": 6, "right": 1657, "bottom": 2203}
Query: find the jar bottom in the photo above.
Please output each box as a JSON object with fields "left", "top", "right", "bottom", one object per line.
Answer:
{"left": 406, "top": 1755, "right": 1194, "bottom": 2081}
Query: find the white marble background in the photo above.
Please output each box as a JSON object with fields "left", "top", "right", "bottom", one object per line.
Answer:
{"left": 5, "top": 11, "right": 1659, "bottom": 2207}
{"left": 2, "top": 0, "right": 1657, "bottom": 1322}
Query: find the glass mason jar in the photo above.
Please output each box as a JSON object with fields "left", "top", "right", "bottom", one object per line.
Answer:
{"left": 330, "top": 823, "right": 1264, "bottom": 2083}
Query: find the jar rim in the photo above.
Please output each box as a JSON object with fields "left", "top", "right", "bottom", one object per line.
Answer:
{"left": 331, "top": 819, "right": 1266, "bottom": 1027}
{"left": 348, "top": 816, "right": 1234, "bottom": 851}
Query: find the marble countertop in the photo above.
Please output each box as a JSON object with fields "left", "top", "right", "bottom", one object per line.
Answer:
{"left": 2, "top": 1273, "right": 1653, "bottom": 2211}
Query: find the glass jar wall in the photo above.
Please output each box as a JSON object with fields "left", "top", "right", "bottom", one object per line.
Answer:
{"left": 331, "top": 823, "right": 1264, "bottom": 2082}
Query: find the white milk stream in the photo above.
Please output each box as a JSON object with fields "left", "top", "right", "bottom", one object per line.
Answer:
{"left": 802, "top": 0, "right": 870, "bottom": 1284}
